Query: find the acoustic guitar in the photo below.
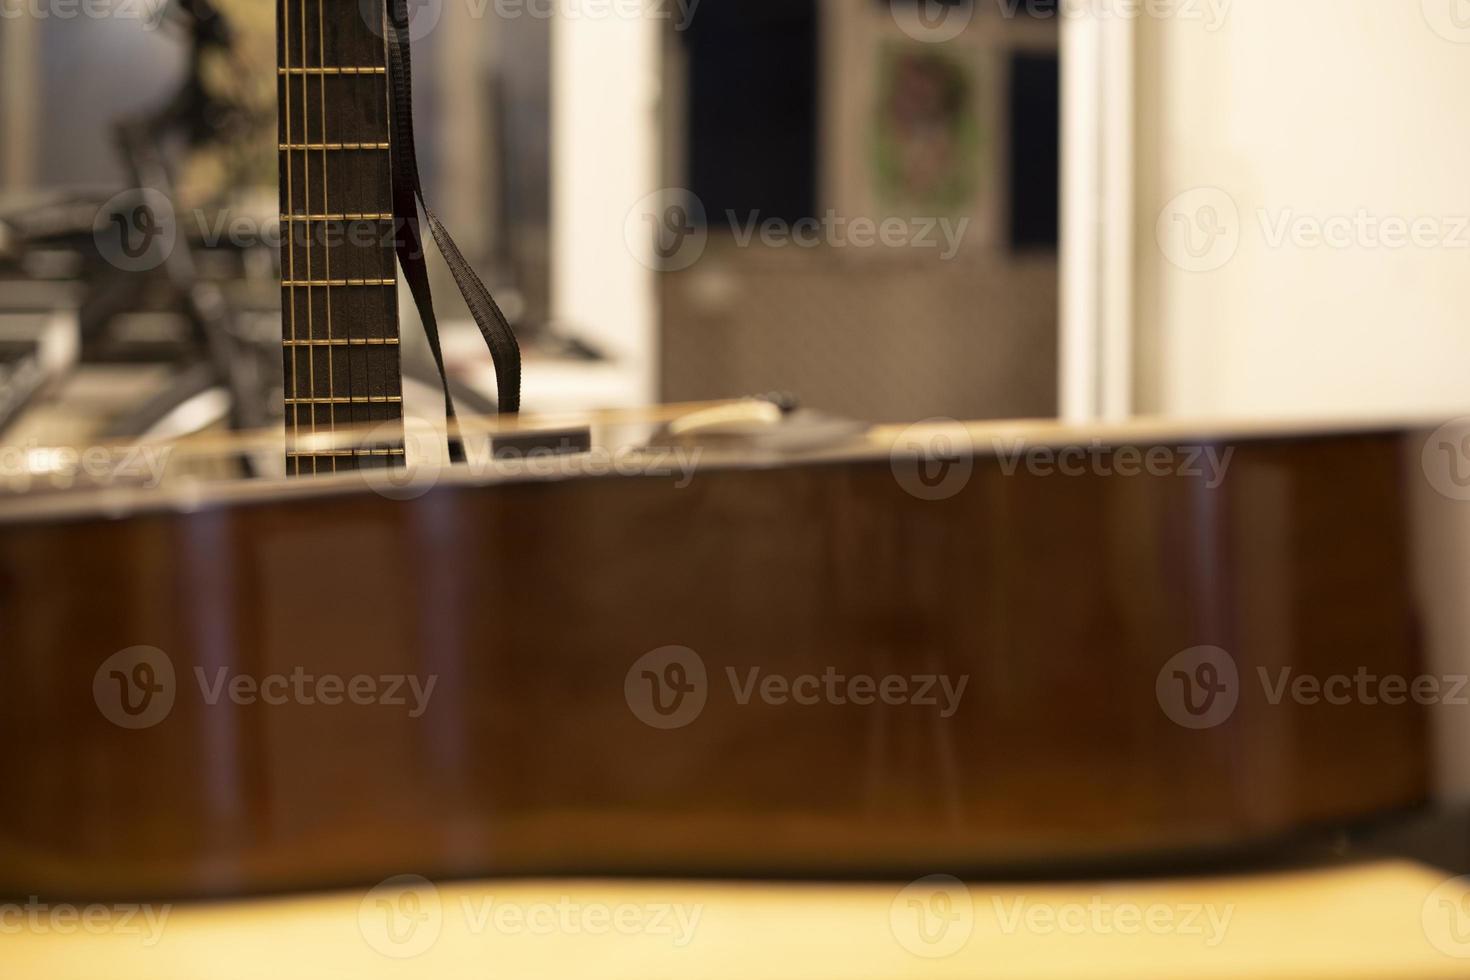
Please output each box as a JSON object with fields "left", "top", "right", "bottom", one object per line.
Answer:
{"left": 0, "top": 0, "right": 1464, "bottom": 904}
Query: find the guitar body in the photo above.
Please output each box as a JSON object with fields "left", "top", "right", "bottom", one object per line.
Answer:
{"left": 0, "top": 421, "right": 1450, "bottom": 900}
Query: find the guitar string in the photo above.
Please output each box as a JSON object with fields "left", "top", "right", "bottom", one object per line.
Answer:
{"left": 300, "top": 0, "right": 318, "bottom": 474}
{"left": 377, "top": 4, "right": 395, "bottom": 468}
{"left": 283, "top": 0, "right": 300, "bottom": 476}
{"left": 316, "top": 0, "right": 337, "bottom": 472}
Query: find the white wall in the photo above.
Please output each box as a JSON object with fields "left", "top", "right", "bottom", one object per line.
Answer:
{"left": 1133, "top": 0, "right": 1470, "bottom": 420}
{"left": 549, "top": 9, "right": 659, "bottom": 408}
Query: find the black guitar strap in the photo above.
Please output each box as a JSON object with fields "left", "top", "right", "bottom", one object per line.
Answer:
{"left": 383, "top": 0, "right": 521, "bottom": 464}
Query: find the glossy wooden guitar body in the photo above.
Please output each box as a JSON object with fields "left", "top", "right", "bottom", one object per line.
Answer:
{"left": 0, "top": 416, "right": 1458, "bottom": 900}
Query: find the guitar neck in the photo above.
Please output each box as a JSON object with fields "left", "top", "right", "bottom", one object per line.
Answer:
{"left": 277, "top": 0, "right": 404, "bottom": 475}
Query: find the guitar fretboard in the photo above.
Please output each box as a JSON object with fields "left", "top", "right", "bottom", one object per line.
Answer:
{"left": 277, "top": 0, "right": 404, "bottom": 474}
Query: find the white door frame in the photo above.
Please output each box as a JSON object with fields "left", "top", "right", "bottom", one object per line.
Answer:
{"left": 1059, "top": 4, "right": 1134, "bottom": 422}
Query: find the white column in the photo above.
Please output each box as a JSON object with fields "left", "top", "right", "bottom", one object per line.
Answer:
{"left": 1060, "top": 4, "right": 1134, "bottom": 422}
{"left": 549, "top": 4, "right": 660, "bottom": 406}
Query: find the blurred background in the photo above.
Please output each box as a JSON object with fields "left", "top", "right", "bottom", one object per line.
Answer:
{"left": 1, "top": 0, "right": 1469, "bottom": 441}
{"left": 0, "top": 0, "right": 1062, "bottom": 446}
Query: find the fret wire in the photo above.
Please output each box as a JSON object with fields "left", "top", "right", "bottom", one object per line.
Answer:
{"left": 278, "top": 142, "right": 390, "bottom": 151}
{"left": 282, "top": 338, "right": 400, "bottom": 347}
{"left": 285, "top": 396, "right": 403, "bottom": 405}
{"left": 318, "top": 0, "right": 337, "bottom": 472}
{"left": 278, "top": 66, "right": 387, "bottom": 74}
{"left": 281, "top": 278, "right": 395, "bottom": 287}
{"left": 300, "top": 0, "right": 317, "bottom": 474}
{"left": 282, "top": 0, "right": 300, "bottom": 476}
{"left": 279, "top": 213, "right": 393, "bottom": 221}
{"left": 287, "top": 449, "right": 407, "bottom": 458}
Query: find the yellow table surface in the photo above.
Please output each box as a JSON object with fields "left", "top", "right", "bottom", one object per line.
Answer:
{"left": 4, "top": 861, "right": 1470, "bottom": 979}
